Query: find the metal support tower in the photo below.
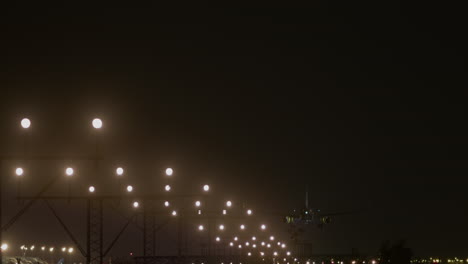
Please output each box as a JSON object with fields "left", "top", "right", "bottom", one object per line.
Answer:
{"left": 87, "top": 198, "right": 103, "bottom": 264}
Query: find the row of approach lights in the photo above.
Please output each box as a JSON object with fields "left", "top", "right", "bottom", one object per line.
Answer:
{"left": 19, "top": 118, "right": 104, "bottom": 129}
{"left": 209, "top": 235, "right": 291, "bottom": 258}
{"left": 0, "top": 244, "right": 74, "bottom": 254}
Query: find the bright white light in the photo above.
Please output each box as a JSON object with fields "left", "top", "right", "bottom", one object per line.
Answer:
{"left": 277, "top": 242, "right": 281, "bottom": 246}
{"left": 270, "top": 236, "right": 275, "bottom": 241}
{"left": 133, "top": 201, "right": 139, "bottom": 208}
{"left": 247, "top": 209, "right": 252, "bottom": 215}
{"left": 21, "top": 118, "right": 31, "bottom": 129}
{"left": 261, "top": 224, "right": 266, "bottom": 230}
{"left": 127, "top": 185, "right": 133, "bottom": 192}
{"left": 229, "top": 242, "right": 234, "bottom": 247}
{"left": 172, "top": 210, "right": 177, "bottom": 216}
{"left": 273, "top": 252, "right": 278, "bottom": 256}
{"left": 164, "top": 201, "right": 170, "bottom": 207}
{"left": 252, "top": 236, "right": 256, "bottom": 241}
{"left": 165, "top": 168, "right": 173, "bottom": 176}
{"left": 253, "top": 244, "right": 257, "bottom": 248}
{"left": 15, "top": 167, "right": 24, "bottom": 176}
{"left": 65, "top": 167, "right": 74, "bottom": 176}
{"left": 261, "top": 242, "right": 265, "bottom": 246}
{"left": 248, "top": 252, "right": 252, "bottom": 256}
{"left": 198, "top": 209, "right": 202, "bottom": 215}
{"left": 223, "top": 209, "right": 227, "bottom": 215}
{"left": 238, "top": 245, "right": 242, "bottom": 249}
{"left": 116, "top": 167, "right": 124, "bottom": 176}
{"left": 1, "top": 243, "right": 8, "bottom": 251}
{"left": 198, "top": 225, "right": 204, "bottom": 231}
{"left": 62, "top": 247, "right": 66, "bottom": 252}
{"left": 281, "top": 243, "right": 286, "bottom": 248}
{"left": 234, "top": 237, "right": 238, "bottom": 241}
{"left": 49, "top": 247, "right": 54, "bottom": 252}
{"left": 287, "top": 252, "right": 291, "bottom": 256}
{"left": 30, "top": 245, "right": 35, "bottom": 250}
{"left": 41, "top": 246, "right": 45, "bottom": 251}
{"left": 195, "top": 201, "right": 201, "bottom": 207}
{"left": 240, "top": 224, "right": 245, "bottom": 230}
{"left": 267, "top": 244, "right": 271, "bottom": 248}
{"left": 203, "top": 184, "right": 210, "bottom": 191}
{"left": 89, "top": 186, "right": 95, "bottom": 193}
{"left": 260, "top": 252, "right": 265, "bottom": 256}
{"left": 226, "top": 201, "right": 232, "bottom": 207}
{"left": 165, "top": 185, "right": 171, "bottom": 191}
{"left": 219, "top": 224, "right": 225, "bottom": 230}
{"left": 216, "top": 237, "right": 220, "bottom": 242}
{"left": 245, "top": 242, "right": 250, "bottom": 246}
{"left": 92, "top": 118, "right": 103, "bottom": 129}
{"left": 68, "top": 247, "right": 74, "bottom": 253}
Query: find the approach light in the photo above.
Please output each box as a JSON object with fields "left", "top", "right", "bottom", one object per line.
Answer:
{"left": 195, "top": 201, "right": 201, "bottom": 207}
{"left": 1, "top": 243, "right": 8, "bottom": 251}
{"left": 260, "top": 252, "right": 265, "bottom": 256}
{"left": 198, "top": 225, "right": 204, "bottom": 231}
{"left": 15, "top": 167, "right": 24, "bottom": 176}
{"left": 226, "top": 201, "right": 232, "bottom": 207}
{"left": 240, "top": 224, "right": 245, "bottom": 230}
{"left": 261, "top": 224, "right": 266, "bottom": 230}
{"left": 165, "top": 168, "right": 173, "bottom": 176}
{"left": 245, "top": 242, "right": 250, "bottom": 246}
{"left": 219, "top": 224, "right": 225, "bottom": 230}
{"left": 223, "top": 209, "right": 227, "bottom": 215}
{"left": 133, "top": 201, "right": 139, "bottom": 208}
{"left": 247, "top": 209, "right": 252, "bottom": 215}
{"left": 172, "top": 210, "right": 177, "bottom": 216}
{"left": 49, "top": 247, "right": 54, "bottom": 252}
{"left": 62, "top": 247, "right": 66, "bottom": 252}
{"left": 234, "top": 237, "right": 238, "bottom": 241}
{"left": 270, "top": 236, "right": 275, "bottom": 241}
{"left": 41, "top": 246, "right": 45, "bottom": 251}
{"left": 229, "top": 242, "right": 234, "bottom": 247}
{"left": 116, "top": 167, "right": 124, "bottom": 176}
{"left": 261, "top": 242, "right": 265, "bottom": 246}
{"left": 127, "top": 185, "right": 133, "bottom": 192}
{"left": 287, "top": 252, "right": 291, "bottom": 256}
{"left": 238, "top": 245, "right": 242, "bottom": 249}
{"left": 198, "top": 209, "right": 202, "bottom": 215}
{"left": 252, "top": 244, "right": 257, "bottom": 248}
{"left": 65, "top": 167, "right": 74, "bottom": 176}
{"left": 216, "top": 237, "right": 221, "bottom": 242}
{"left": 165, "top": 185, "right": 171, "bottom": 191}
{"left": 274, "top": 252, "right": 278, "bottom": 256}
{"left": 203, "top": 184, "right": 210, "bottom": 192}
{"left": 277, "top": 242, "right": 281, "bottom": 246}
{"left": 89, "top": 186, "right": 95, "bottom": 193}
{"left": 68, "top": 247, "right": 73, "bottom": 253}
{"left": 164, "top": 201, "right": 170, "bottom": 207}
{"left": 248, "top": 252, "right": 252, "bottom": 256}
{"left": 281, "top": 243, "right": 286, "bottom": 248}
{"left": 30, "top": 245, "right": 35, "bottom": 250}
{"left": 267, "top": 244, "right": 271, "bottom": 248}
{"left": 21, "top": 118, "right": 31, "bottom": 129}
{"left": 92, "top": 118, "right": 102, "bottom": 129}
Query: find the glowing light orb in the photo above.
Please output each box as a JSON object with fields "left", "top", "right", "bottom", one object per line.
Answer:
{"left": 15, "top": 167, "right": 24, "bottom": 176}
{"left": 65, "top": 167, "right": 74, "bottom": 176}
{"left": 165, "top": 168, "right": 173, "bottom": 176}
{"left": 21, "top": 118, "right": 31, "bottom": 129}
{"left": 89, "top": 186, "right": 95, "bottom": 193}
{"left": 116, "top": 167, "right": 124, "bottom": 176}
{"left": 92, "top": 118, "right": 102, "bottom": 129}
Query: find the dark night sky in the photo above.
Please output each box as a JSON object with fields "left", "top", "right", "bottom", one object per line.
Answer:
{"left": 1, "top": 4, "right": 468, "bottom": 257}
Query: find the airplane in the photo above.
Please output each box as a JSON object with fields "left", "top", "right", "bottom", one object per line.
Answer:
{"left": 283, "top": 187, "right": 356, "bottom": 239}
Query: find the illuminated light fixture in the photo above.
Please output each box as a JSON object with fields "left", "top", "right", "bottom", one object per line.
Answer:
{"left": 15, "top": 167, "right": 24, "bottom": 176}
{"left": 127, "top": 185, "right": 133, "bottom": 192}
{"left": 216, "top": 237, "right": 221, "bottom": 242}
{"left": 248, "top": 252, "right": 252, "bottom": 256}
{"left": 252, "top": 244, "right": 257, "bottom": 248}
{"left": 287, "top": 252, "right": 291, "bottom": 256}
{"left": 261, "top": 242, "right": 265, "bottom": 246}
{"left": 198, "top": 209, "right": 202, "bottom": 215}
{"left": 245, "top": 242, "right": 250, "bottom": 246}
{"left": 223, "top": 209, "right": 227, "bottom": 215}
{"left": 49, "top": 247, "right": 54, "bottom": 252}
{"left": 30, "top": 246, "right": 35, "bottom": 250}
{"left": 247, "top": 209, "right": 252, "bottom": 215}
{"left": 203, "top": 184, "right": 210, "bottom": 192}
{"left": 88, "top": 186, "right": 95, "bottom": 193}
{"left": 164, "top": 201, "right": 170, "bottom": 207}
{"left": 171, "top": 210, "right": 177, "bottom": 216}
{"left": 92, "top": 118, "right": 103, "bottom": 129}
{"left": 234, "top": 237, "right": 238, "bottom": 241}
{"left": 65, "top": 167, "right": 74, "bottom": 176}
{"left": 1, "top": 243, "right": 8, "bottom": 251}
{"left": 270, "top": 236, "right": 275, "bottom": 241}
{"left": 198, "top": 225, "right": 204, "bottom": 231}
{"left": 260, "top": 252, "right": 265, "bottom": 256}
{"left": 62, "top": 247, "right": 66, "bottom": 252}
{"left": 219, "top": 224, "right": 225, "bottom": 230}
{"left": 21, "top": 118, "right": 31, "bottom": 129}
{"left": 133, "top": 201, "right": 139, "bottom": 208}
{"left": 195, "top": 201, "right": 201, "bottom": 207}
{"left": 252, "top": 236, "right": 256, "bottom": 241}
{"left": 281, "top": 243, "right": 286, "bottom": 248}
{"left": 226, "top": 201, "right": 232, "bottom": 207}
{"left": 165, "top": 168, "right": 173, "bottom": 176}
{"left": 116, "top": 167, "right": 124, "bottom": 176}
{"left": 229, "top": 242, "right": 234, "bottom": 247}
{"left": 238, "top": 245, "right": 242, "bottom": 249}
{"left": 267, "top": 244, "right": 271, "bottom": 248}
{"left": 240, "top": 224, "right": 245, "bottom": 230}
{"left": 260, "top": 224, "right": 266, "bottom": 230}
{"left": 277, "top": 242, "right": 281, "bottom": 246}
{"left": 68, "top": 247, "right": 74, "bottom": 253}
{"left": 165, "top": 185, "right": 171, "bottom": 191}
{"left": 273, "top": 252, "right": 278, "bottom": 256}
